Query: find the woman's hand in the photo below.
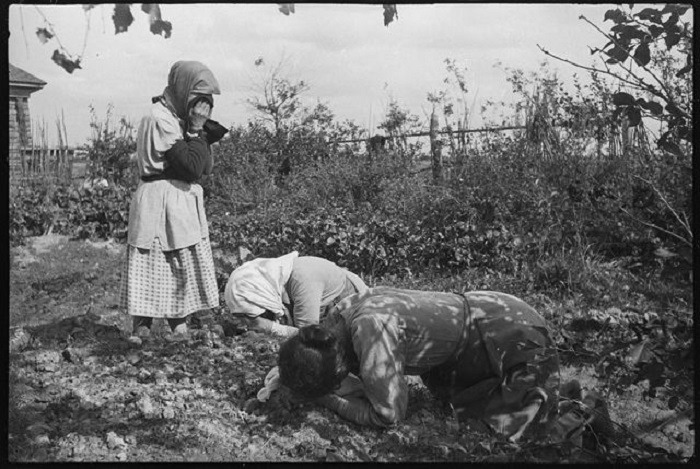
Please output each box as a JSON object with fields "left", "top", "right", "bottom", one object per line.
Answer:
{"left": 188, "top": 100, "right": 212, "bottom": 133}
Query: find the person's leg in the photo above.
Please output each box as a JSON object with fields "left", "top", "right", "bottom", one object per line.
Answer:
{"left": 132, "top": 316, "right": 153, "bottom": 334}
{"left": 454, "top": 346, "right": 560, "bottom": 442}
{"left": 479, "top": 369, "right": 551, "bottom": 441}
{"left": 450, "top": 292, "right": 561, "bottom": 441}
{"left": 167, "top": 317, "right": 188, "bottom": 335}
{"left": 163, "top": 235, "right": 218, "bottom": 336}
{"left": 122, "top": 244, "right": 155, "bottom": 338}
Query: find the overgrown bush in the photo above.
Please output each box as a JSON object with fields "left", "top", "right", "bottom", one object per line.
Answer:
{"left": 9, "top": 183, "right": 130, "bottom": 246}
{"left": 82, "top": 104, "right": 138, "bottom": 188}
{"left": 210, "top": 195, "right": 521, "bottom": 279}
{"left": 13, "top": 33, "right": 691, "bottom": 297}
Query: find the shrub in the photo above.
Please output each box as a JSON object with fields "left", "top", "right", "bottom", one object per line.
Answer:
{"left": 9, "top": 183, "right": 130, "bottom": 246}
{"left": 82, "top": 104, "right": 138, "bottom": 189}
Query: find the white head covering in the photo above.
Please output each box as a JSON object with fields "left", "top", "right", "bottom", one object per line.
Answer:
{"left": 224, "top": 251, "right": 299, "bottom": 318}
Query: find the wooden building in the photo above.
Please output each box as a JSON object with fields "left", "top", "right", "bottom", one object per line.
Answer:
{"left": 9, "top": 63, "right": 47, "bottom": 180}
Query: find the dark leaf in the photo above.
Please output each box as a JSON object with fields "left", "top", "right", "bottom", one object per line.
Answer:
{"left": 36, "top": 27, "right": 54, "bottom": 44}
{"left": 663, "top": 12, "right": 680, "bottom": 29}
{"left": 613, "top": 33, "right": 632, "bottom": 49}
{"left": 664, "top": 32, "right": 681, "bottom": 49}
{"left": 677, "top": 125, "right": 691, "bottom": 141}
{"left": 142, "top": 3, "right": 172, "bottom": 38}
{"left": 604, "top": 8, "right": 627, "bottom": 23}
{"left": 668, "top": 395, "right": 680, "bottom": 410}
{"left": 665, "top": 102, "right": 685, "bottom": 117}
{"left": 605, "top": 46, "right": 629, "bottom": 63}
{"left": 612, "top": 92, "right": 636, "bottom": 106}
{"left": 277, "top": 3, "right": 295, "bottom": 16}
{"left": 51, "top": 49, "right": 82, "bottom": 74}
{"left": 150, "top": 20, "right": 172, "bottom": 38}
{"left": 662, "top": 4, "right": 690, "bottom": 16}
{"left": 613, "top": 24, "right": 647, "bottom": 41}
{"left": 635, "top": 7, "right": 662, "bottom": 23}
{"left": 82, "top": 5, "right": 97, "bottom": 11}
{"left": 627, "top": 107, "right": 642, "bottom": 126}
{"left": 637, "top": 99, "right": 663, "bottom": 115}
{"left": 633, "top": 43, "right": 651, "bottom": 66}
{"left": 383, "top": 4, "right": 398, "bottom": 27}
{"left": 676, "top": 58, "right": 692, "bottom": 76}
{"left": 648, "top": 24, "right": 665, "bottom": 38}
{"left": 113, "top": 4, "right": 134, "bottom": 34}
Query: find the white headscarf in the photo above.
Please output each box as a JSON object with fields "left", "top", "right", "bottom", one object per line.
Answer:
{"left": 224, "top": 251, "right": 299, "bottom": 318}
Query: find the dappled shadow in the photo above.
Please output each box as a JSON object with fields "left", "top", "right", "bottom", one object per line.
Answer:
{"left": 326, "top": 287, "right": 559, "bottom": 433}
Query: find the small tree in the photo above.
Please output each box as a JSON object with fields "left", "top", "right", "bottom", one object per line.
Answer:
{"left": 246, "top": 56, "right": 310, "bottom": 176}
{"left": 427, "top": 58, "right": 475, "bottom": 173}
{"left": 377, "top": 97, "right": 423, "bottom": 163}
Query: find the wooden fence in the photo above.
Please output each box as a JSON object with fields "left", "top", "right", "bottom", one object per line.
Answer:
{"left": 330, "top": 117, "right": 530, "bottom": 183}
{"left": 330, "top": 124, "right": 527, "bottom": 145}
{"left": 329, "top": 111, "right": 651, "bottom": 183}
{"left": 14, "top": 147, "right": 87, "bottom": 186}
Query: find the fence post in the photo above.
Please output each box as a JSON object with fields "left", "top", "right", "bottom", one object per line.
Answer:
{"left": 430, "top": 110, "right": 442, "bottom": 184}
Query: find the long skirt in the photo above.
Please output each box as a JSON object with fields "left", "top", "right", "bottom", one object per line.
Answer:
{"left": 119, "top": 236, "right": 219, "bottom": 319}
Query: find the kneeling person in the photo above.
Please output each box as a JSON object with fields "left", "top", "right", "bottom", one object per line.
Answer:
{"left": 278, "top": 287, "right": 560, "bottom": 441}
{"left": 225, "top": 251, "right": 367, "bottom": 337}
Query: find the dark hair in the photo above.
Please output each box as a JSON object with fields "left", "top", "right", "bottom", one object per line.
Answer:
{"left": 278, "top": 325, "right": 350, "bottom": 398}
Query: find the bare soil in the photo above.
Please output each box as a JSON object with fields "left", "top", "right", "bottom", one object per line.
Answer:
{"left": 8, "top": 235, "right": 694, "bottom": 462}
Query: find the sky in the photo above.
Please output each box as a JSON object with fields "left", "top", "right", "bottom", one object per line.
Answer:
{"left": 9, "top": 3, "right": 631, "bottom": 147}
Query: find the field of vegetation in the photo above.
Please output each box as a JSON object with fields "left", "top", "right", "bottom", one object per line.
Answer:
{"left": 8, "top": 4, "right": 693, "bottom": 463}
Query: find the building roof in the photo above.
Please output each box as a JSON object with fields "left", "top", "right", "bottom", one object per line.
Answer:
{"left": 9, "top": 63, "right": 47, "bottom": 89}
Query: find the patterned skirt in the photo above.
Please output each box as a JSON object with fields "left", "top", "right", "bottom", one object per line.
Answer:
{"left": 119, "top": 236, "right": 219, "bottom": 318}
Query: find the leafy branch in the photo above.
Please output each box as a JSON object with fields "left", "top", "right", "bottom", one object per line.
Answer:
{"left": 578, "top": 14, "right": 679, "bottom": 112}
{"left": 538, "top": 4, "right": 692, "bottom": 159}
{"left": 537, "top": 44, "right": 644, "bottom": 93}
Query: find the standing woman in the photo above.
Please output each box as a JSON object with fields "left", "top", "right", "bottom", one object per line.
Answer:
{"left": 120, "top": 60, "right": 222, "bottom": 339}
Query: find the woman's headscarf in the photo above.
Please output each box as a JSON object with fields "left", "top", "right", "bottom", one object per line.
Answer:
{"left": 224, "top": 251, "right": 299, "bottom": 318}
{"left": 159, "top": 60, "right": 221, "bottom": 119}
{"left": 137, "top": 60, "right": 220, "bottom": 177}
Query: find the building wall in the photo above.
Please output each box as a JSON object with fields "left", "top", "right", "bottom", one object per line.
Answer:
{"left": 9, "top": 95, "right": 33, "bottom": 180}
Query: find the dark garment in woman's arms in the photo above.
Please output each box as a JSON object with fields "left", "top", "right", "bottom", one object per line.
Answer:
{"left": 160, "top": 136, "right": 211, "bottom": 183}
